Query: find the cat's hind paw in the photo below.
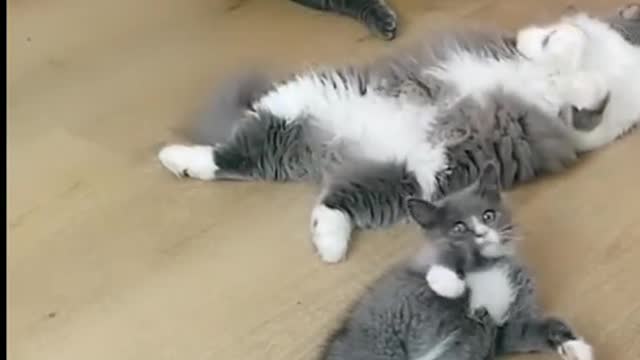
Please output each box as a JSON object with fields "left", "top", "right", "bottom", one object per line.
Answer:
{"left": 311, "top": 205, "right": 352, "bottom": 263}
{"left": 558, "top": 339, "right": 594, "bottom": 360}
{"left": 158, "top": 144, "right": 217, "bottom": 180}
{"left": 426, "top": 265, "right": 466, "bottom": 299}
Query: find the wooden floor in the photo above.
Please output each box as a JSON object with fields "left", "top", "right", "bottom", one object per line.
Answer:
{"left": 7, "top": 0, "right": 640, "bottom": 359}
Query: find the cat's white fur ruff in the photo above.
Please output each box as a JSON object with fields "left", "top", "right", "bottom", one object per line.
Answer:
{"left": 158, "top": 13, "right": 638, "bottom": 262}
{"left": 466, "top": 264, "right": 517, "bottom": 325}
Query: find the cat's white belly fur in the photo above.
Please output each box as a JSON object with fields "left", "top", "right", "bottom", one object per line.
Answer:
{"left": 256, "top": 72, "right": 449, "bottom": 197}
{"left": 466, "top": 264, "right": 516, "bottom": 325}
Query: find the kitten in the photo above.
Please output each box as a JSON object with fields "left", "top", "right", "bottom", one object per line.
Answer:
{"left": 158, "top": 5, "right": 640, "bottom": 263}
{"left": 319, "top": 163, "right": 593, "bottom": 360}
{"left": 289, "top": 0, "right": 397, "bottom": 40}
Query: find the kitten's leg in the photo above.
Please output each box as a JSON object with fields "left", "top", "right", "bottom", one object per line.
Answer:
{"left": 431, "top": 308, "right": 497, "bottom": 360}
{"left": 311, "top": 161, "right": 419, "bottom": 263}
{"left": 496, "top": 317, "right": 593, "bottom": 360}
{"left": 289, "top": 0, "right": 397, "bottom": 40}
{"left": 158, "top": 113, "right": 317, "bottom": 182}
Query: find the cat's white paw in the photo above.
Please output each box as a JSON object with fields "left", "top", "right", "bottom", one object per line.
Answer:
{"left": 310, "top": 205, "right": 352, "bottom": 263}
{"left": 517, "top": 24, "right": 587, "bottom": 72}
{"left": 426, "top": 265, "right": 466, "bottom": 299}
{"left": 158, "top": 144, "right": 217, "bottom": 180}
{"left": 558, "top": 339, "right": 594, "bottom": 360}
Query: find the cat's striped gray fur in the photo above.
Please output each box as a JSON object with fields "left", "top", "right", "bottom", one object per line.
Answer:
{"left": 159, "top": 4, "right": 640, "bottom": 263}
{"left": 289, "top": 0, "right": 398, "bottom": 40}
{"left": 319, "top": 164, "right": 593, "bottom": 360}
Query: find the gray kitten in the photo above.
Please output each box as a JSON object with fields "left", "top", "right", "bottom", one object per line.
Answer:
{"left": 319, "top": 163, "right": 593, "bottom": 360}
{"left": 158, "top": 4, "right": 640, "bottom": 263}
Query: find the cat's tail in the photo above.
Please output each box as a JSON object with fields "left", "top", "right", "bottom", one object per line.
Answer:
{"left": 188, "top": 70, "right": 276, "bottom": 145}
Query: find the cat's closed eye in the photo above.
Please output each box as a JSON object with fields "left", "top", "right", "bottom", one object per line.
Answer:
{"left": 450, "top": 222, "right": 468, "bottom": 234}
{"left": 482, "top": 210, "right": 496, "bottom": 223}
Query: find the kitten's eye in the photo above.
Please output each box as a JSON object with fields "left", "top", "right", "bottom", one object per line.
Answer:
{"left": 451, "top": 222, "right": 468, "bottom": 234}
{"left": 482, "top": 210, "right": 496, "bottom": 223}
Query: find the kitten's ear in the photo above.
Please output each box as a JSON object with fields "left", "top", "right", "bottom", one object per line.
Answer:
{"left": 406, "top": 197, "right": 439, "bottom": 228}
{"left": 477, "top": 162, "right": 501, "bottom": 201}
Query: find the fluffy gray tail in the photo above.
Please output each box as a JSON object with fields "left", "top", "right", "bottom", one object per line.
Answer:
{"left": 189, "top": 71, "right": 275, "bottom": 145}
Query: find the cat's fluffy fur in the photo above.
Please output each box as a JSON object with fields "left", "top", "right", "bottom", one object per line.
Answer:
{"left": 158, "top": 5, "right": 640, "bottom": 263}
{"left": 319, "top": 164, "right": 593, "bottom": 360}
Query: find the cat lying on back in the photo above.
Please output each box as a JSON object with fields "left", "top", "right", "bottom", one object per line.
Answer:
{"left": 159, "top": 4, "right": 640, "bottom": 263}
{"left": 320, "top": 163, "right": 593, "bottom": 360}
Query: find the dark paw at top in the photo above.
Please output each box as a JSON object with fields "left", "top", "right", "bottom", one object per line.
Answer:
{"left": 363, "top": 4, "right": 398, "bottom": 40}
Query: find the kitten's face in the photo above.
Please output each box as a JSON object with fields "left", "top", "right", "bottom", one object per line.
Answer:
{"left": 407, "top": 164, "right": 516, "bottom": 259}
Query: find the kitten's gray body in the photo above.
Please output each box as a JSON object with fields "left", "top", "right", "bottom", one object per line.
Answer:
{"left": 320, "top": 262, "right": 497, "bottom": 360}
{"left": 320, "top": 164, "right": 589, "bottom": 360}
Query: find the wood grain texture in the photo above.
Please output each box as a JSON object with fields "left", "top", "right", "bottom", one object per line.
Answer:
{"left": 7, "top": 1, "right": 639, "bottom": 359}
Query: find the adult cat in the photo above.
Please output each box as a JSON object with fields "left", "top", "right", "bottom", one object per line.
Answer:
{"left": 158, "top": 5, "right": 640, "bottom": 263}
{"left": 319, "top": 163, "right": 593, "bottom": 360}
{"left": 289, "top": 0, "right": 398, "bottom": 40}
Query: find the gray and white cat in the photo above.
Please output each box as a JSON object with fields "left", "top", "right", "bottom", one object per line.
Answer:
{"left": 319, "top": 163, "right": 593, "bottom": 360}
{"left": 158, "top": 5, "right": 640, "bottom": 263}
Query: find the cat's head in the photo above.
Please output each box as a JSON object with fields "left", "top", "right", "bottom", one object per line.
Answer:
{"left": 406, "top": 163, "right": 516, "bottom": 259}
{"left": 515, "top": 4, "right": 640, "bottom": 70}
{"left": 515, "top": 4, "right": 640, "bottom": 150}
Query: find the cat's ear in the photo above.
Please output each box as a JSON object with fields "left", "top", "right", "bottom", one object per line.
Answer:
{"left": 477, "top": 162, "right": 501, "bottom": 202}
{"left": 406, "top": 197, "right": 439, "bottom": 228}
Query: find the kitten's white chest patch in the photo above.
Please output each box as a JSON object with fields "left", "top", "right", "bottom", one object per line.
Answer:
{"left": 466, "top": 265, "right": 516, "bottom": 325}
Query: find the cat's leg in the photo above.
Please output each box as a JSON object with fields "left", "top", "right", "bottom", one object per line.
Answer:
{"left": 289, "top": 0, "right": 397, "bottom": 40}
{"left": 496, "top": 317, "right": 593, "bottom": 360}
{"left": 311, "top": 161, "right": 420, "bottom": 262}
{"left": 427, "top": 308, "right": 497, "bottom": 360}
{"left": 158, "top": 113, "right": 317, "bottom": 182}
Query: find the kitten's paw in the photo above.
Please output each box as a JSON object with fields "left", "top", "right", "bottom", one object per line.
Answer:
{"left": 619, "top": 3, "right": 640, "bottom": 20}
{"left": 558, "top": 339, "right": 594, "bottom": 360}
{"left": 311, "top": 205, "right": 352, "bottom": 263}
{"left": 517, "top": 24, "right": 586, "bottom": 72}
{"left": 468, "top": 307, "right": 494, "bottom": 328}
{"left": 158, "top": 144, "right": 217, "bottom": 180}
{"left": 426, "top": 265, "right": 466, "bottom": 299}
{"left": 363, "top": 2, "right": 397, "bottom": 40}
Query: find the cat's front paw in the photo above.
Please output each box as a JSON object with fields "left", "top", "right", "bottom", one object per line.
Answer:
{"left": 311, "top": 205, "right": 352, "bottom": 263}
{"left": 426, "top": 265, "right": 466, "bottom": 299}
{"left": 468, "top": 307, "right": 493, "bottom": 326}
{"left": 558, "top": 339, "right": 594, "bottom": 360}
{"left": 517, "top": 24, "right": 587, "bottom": 72}
{"left": 363, "top": 2, "right": 397, "bottom": 40}
{"left": 158, "top": 144, "right": 217, "bottom": 180}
